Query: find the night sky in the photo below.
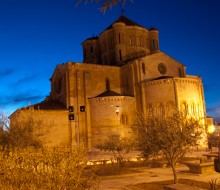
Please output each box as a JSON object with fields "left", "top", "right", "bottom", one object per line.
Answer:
{"left": 0, "top": 0, "right": 220, "bottom": 122}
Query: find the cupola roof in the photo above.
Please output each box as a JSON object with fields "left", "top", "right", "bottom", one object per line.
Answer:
{"left": 149, "top": 26, "right": 158, "bottom": 31}
{"left": 95, "top": 89, "right": 121, "bottom": 97}
{"left": 105, "top": 14, "right": 145, "bottom": 30}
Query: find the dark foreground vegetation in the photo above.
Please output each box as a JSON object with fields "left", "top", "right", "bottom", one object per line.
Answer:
{"left": 0, "top": 146, "right": 98, "bottom": 190}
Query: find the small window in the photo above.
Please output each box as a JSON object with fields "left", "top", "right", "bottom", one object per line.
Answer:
{"left": 153, "top": 40, "right": 156, "bottom": 50}
{"left": 55, "top": 76, "right": 62, "bottom": 94}
{"left": 119, "top": 50, "right": 122, "bottom": 61}
{"left": 181, "top": 102, "right": 188, "bottom": 116}
{"left": 139, "top": 37, "right": 142, "bottom": 46}
{"left": 129, "top": 36, "right": 132, "bottom": 46}
{"left": 118, "top": 33, "right": 121, "bottom": 43}
{"left": 166, "top": 101, "right": 175, "bottom": 115}
{"left": 105, "top": 77, "right": 110, "bottom": 90}
{"left": 90, "top": 46, "right": 93, "bottom": 53}
{"left": 156, "top": 103, "right": 165, "bottom": 116}
{"left": 120, "top": 114, "right": 128, "bottom": 125}
{"left": 179, "top": 68, "right": 182, "bottom": 77}
{"left": 147, "top": 104, "right": 154, "bottom": 116}
{"left": 83, "top": 48, "right": 86, "bottom": 60}
{"left": 142, "top": 62, "right": 146, "bottom": 74}
{"left": 191, "top": 102, "right": 196, "bottom": 116}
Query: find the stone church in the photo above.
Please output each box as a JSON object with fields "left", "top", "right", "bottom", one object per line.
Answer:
{"left": 12, "top": 15, "right": 207, "bottom": 148}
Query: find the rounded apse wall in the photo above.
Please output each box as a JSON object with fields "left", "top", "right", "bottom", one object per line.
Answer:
{"left": 88, "top": 96, "right": 135, "bottom": 147}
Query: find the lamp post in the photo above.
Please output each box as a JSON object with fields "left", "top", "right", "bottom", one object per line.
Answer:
{"left": 115, "top": 106, "right": 120, "bottom": 136}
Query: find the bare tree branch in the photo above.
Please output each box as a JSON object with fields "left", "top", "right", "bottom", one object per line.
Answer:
{"left": 76, "top": 0, "right": 134, "bottom": 13}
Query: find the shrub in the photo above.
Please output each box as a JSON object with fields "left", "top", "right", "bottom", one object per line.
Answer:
{"left": 0, "top": 146, "right": 98, "bottom": 190}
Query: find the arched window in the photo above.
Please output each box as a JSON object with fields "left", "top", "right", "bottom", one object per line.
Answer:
{"left": 120, "top": 113, "right": 128, "bottom": 125}
{"left": 90, "top": 46, "right": 93, "bottom": 53}
{"left": 156, "top": 103, "right": 165, "bottom": 116}
{"left": 153, "top": 40, "right": 156, "bottom": 50}
{"left": 166, "top": 101, "right": 175, "bottom": 115}
{"left": 147, "top": 104, "right": 154, "bottom": 116}
{"left": 152, "top": 39, "right": 159, "bottom": 50}
{"left": 197, "top": 104, "right": 200, "bottom": 117}
{"left": 180, "top": 102, "right": 188, "bottom": 116}
{"left": 83, "top": 48, "right": 87, "bottom": 58}
{"left": 129, "top": 36, "right": 132, "bottom": 46}
{"left": 142, "top": 62, "right": 146, "bottom": 74}
{"left": 190, "top": 101, "right": 196, "bottom": 116}
{"left": 105, "top": 77, "right": 110, "bottom": 90}
{"left": 179, "top": 68, "right": 182, "bottom": 77}
{"left": 139, "top": 37, "right": 142, "bottom": 46}
{"left": 118, "top": 33, "right": 121, "bottom": 43}
{"left": 55, "top": 75, "right": 62, "bottom": 94}
{"left": 119, "top": 50, "right": 122, "bottom": 61}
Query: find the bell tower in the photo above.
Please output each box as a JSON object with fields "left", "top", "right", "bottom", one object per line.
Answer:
{"left": 82, "top": 37, "right": 100, "bottom": 64}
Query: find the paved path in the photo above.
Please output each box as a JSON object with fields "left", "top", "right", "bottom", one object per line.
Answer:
{"left": 98, "top": 164, "right": 220, "bottom": 189}
{"left": 87, "top": 149, "right": 220, "bottom": 189}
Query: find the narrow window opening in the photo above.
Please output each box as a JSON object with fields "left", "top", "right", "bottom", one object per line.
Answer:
{"left": 90, "top": 46, "right": 93, "bottom": 53}
{"left": 153, "top": 40, "right": 156, "bottom": 50}
{"left": 83, "top": 48, "right": 86, "bottom": 60}
{"left": 129, "top": 36, "right": 132, "bottom": 46}
{"left": 139, "top": 37, "right": 142, "bottom": 46}
{"left": 142, "top": 62, "right": 146, "bottom": 74}
{"left": 105, "top": 77, "right": 110, "bottom": 90}
{"left": 119, "top": 50, "right": 122, "bottom": 61}
{"left": 120, "top": 114, "right": 128, "bottom": 125}
{"left": 179, "top": 68, "right": 182, "bottom": 77}
{"left": 156, "top": 40, "right": 159, "bottom": 49}
{"left": 181, "top": 102, "right": 188, "bottom": 116}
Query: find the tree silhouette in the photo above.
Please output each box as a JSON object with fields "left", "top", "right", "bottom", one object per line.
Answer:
{"left": 76, "top": 0, "right": 134, "bottom": 12}
{"left": 134, "top": 111, "right": 205, "bottom": 184}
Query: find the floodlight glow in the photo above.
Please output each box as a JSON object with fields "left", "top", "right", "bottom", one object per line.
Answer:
{"left": 208, "top": 125, "right": 215, "bottom": 133}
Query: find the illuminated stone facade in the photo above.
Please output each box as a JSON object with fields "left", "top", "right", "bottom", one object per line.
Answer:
{"left": 12, "top": 15, "right": 207, "bottom": 148}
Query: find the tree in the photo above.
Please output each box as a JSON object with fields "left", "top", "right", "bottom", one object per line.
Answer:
{"left": 134, "top": 112, "right": 205, "bottom": 184}
{"left": 0, "top": 111, "right": 9, "bottom": 130}
{"left": 76, "top": 0, "right": 134, "bottom": 12}
{"left": 208, "top": 133, "right": 220, "bottom": 152}
{"left": 0, "top": 111, "right": 10, "bottom": 146}
{"left": 96, "top": 134, "right": 135, "bottom": 166}
{"left": 8, "top": 108, "right": 45, "bottom": 148}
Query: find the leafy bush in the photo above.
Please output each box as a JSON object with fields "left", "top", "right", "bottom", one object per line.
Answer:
{"left": 96, "top": 134, "right": 135, "bottom": 167}
{"left": 0, "top": 146, "right": 98, "bottom": 190}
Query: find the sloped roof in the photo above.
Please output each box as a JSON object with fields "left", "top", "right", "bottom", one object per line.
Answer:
{"left": 149, "top": 27, "right": 158, "bottom": 31}
{"left": 151, "top": 76, "right": 173, "bottom": 81}
{"left": 30, "top": 99, "right": 66, "bottom": 110}
{"left": 105, "top": 14, "right": 145, "bottom": 30}
{"left": 83, "top": 36, "right": 98, "bottom": 42}
{"left": 95, "top": 89, "right": 121, "bottom": 98}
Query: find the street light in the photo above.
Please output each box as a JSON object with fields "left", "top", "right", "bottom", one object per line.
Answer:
{"left": 115, "top": 106, "right": 120, "bottom": 135}
{"left": 208, "top": 125, "right": 215, "bottom": 134}
{"left": 115, "top": 106, "right": 120, "bottom": 115}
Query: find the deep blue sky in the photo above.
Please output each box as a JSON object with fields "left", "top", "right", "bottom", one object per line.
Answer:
{"left": 0, "top": 0, "right": 220, "bottom": 122}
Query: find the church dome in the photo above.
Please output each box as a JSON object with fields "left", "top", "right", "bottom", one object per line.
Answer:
{"left": 104, "top": 14, "right": 146, "bottom": 31}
